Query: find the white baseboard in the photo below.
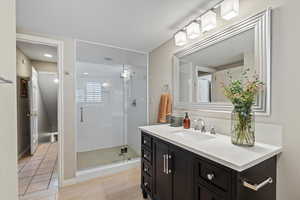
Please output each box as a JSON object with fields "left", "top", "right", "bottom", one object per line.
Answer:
{"left": 18, "top": 146, "right": 30, "bottom": 160}
{"left": 61, "top": 158, "right": 140, "bottom": 187}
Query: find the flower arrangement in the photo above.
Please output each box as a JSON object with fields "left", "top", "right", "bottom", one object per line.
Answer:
{"left": 222, "top": 68, "right": 263, "bottom": 146}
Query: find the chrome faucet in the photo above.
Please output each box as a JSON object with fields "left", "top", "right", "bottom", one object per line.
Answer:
{"left": 194, "top": 118, "right": 206, "bottom": 133}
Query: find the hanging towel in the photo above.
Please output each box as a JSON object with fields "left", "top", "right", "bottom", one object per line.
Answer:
{"left": 157, "top": 93, "right": 172, "bottom": 123}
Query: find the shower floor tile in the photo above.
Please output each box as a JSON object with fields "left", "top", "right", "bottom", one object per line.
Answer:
{"left": 77, "top": 145, "right": 139, "bottom": 171}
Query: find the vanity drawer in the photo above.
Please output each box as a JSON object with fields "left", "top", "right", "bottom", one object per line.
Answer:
{"left": 142, "top": 133, "right": 152, "bottom": 149}
{"left": 142, "top": 160, "right": 152, "bottom": 177}
{"left": 195, "top": 159, "right": 231, "bottom": 192}
{"left": 142, "top": 174, "right": 152, "bottom": 195}
{"left": 142, "top": 148, "right": 152, "bottom": 163}
{"left": 196, "top": 184, "right": 224, "bottom": 200}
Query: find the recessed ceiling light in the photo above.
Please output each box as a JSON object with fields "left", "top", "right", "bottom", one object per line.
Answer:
{"left": 44, "top": 53, "right": 53, "bottom": 58}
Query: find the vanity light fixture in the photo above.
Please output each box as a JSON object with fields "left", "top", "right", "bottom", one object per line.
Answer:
{"left": 186, "top": 21, "right": 201, "bottom": 39}
{"left": 173, "top": 0, "right": 240, "bottom": 46}
{"left": 201, "top": 10, "right": 217, "bottom": 32}
{"left": 174, "top": 30, "right": 187, "bottom": 46}
{"left": 221, "top": 0, "right": 239, "bottom": 20}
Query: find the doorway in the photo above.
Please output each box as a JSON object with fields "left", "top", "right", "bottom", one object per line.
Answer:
{"left": 16, "top": 34, "right": 63, "bottom": 198}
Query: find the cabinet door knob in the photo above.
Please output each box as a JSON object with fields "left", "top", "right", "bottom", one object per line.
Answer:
{"left": 144, "top": 167, "right": 148, "bottom": 172}
{"left": 143, "top": 140, "right": 147, "bottom": 144}
{"left": 144, "top": 182, "right": 148, "bottom": 187}
{"left": 207, "top": 173, "right": 215, "bottom": 181}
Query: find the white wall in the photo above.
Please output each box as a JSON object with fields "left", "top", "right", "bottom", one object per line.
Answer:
{"left": 0, "top": 0, "right": 18, "bottom": 199}
{"left": 149, "top": 0, "right": 300, "bottom": 199}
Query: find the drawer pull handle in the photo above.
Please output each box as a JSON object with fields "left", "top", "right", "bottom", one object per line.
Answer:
{"left": 242, "top": 177, "right": 273, "bottom": 191}
{"left": 207, "top": 173, "right": 215, "bottom": 181}
{"left": 166, "top": 154, "right": 172, "bottom": 174}
{"left": 163, "top": 154, "right": 166, "bottom": 173}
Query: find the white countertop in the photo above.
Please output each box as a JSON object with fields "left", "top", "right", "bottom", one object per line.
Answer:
{"left": 139, "top": 125, "right": 282, "bottom": 172}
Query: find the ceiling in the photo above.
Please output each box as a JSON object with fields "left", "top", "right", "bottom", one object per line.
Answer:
{"left": 16, "top": 41, "right": 57, "bottom": 63}
{"left": 182, "top": 29, "right": 255, "bottom": 67}
{"left": 16, "top": 0, "right": 218, "bottom": 52}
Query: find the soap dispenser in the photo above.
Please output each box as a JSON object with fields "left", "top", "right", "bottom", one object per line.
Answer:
{"left": 183, "top": 112, "right": 191, "bottom": 129}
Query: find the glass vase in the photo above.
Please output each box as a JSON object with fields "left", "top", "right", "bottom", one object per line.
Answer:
{"left": 231, "top": 109, "right": 255, "bottom": 147}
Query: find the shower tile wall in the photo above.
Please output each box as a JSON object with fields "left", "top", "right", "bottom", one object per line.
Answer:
{"left": 75, "top": 41, "right": 147, "bottom": 170}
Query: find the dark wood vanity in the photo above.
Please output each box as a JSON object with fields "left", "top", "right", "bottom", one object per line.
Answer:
{"left": 140, "top": 131, "right": 277, "bottom": 200}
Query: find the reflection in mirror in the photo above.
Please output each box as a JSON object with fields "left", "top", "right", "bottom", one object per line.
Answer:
{"left": 178, "top": 29, "right": 255, "bottom": 104}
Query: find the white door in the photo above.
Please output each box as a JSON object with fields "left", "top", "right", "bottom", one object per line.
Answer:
{"left": 29, "top": 67, "right": 39, "bottom": 155}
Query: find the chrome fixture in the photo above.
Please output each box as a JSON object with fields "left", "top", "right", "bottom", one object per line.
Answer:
{"left": 163, "top": 154, "right": 172, "bottom": 175}
{"left": 242, "top": 177, "right": 273, "bottom": 191}
{"left": 209, "top": 127, "right": 216, "bottom": 135}
{"left": 194, "top": 118, "right": 206, "bottom": 133}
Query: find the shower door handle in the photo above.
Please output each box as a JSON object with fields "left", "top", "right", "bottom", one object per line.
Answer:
{"left": 80, "top": 107, "right": 84, "bottom": 122}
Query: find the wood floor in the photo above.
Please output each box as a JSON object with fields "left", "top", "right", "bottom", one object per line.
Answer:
{"left": 59, "top": 167, "right": 144, "bottom": 200}
{"left": 23, "top": 167, "right": 145, "bottom": 200}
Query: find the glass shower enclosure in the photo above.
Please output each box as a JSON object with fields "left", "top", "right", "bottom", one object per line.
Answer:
{"left": 75, "top": 41, "right": 147, "bottom": 171}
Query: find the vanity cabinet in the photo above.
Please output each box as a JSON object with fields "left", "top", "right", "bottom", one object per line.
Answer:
{"left": 141, "top": 131, "right": 277, "bottom": 200}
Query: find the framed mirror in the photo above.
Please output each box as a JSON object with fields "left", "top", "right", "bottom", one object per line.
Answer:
{"left": 173, "top": 9, "right": 271, "bottom": 115}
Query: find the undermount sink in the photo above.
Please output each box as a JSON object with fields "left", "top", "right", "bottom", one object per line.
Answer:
{"left": 171, "top": 130, "right": 215, "bottom": 142}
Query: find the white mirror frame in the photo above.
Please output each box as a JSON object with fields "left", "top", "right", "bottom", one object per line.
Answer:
{"left": 173, "top": 9, "right": 271, "bottom": 116}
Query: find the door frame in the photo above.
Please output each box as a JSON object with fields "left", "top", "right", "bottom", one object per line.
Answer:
{"left": 29, "top": 67, "right": 39, "bottom": 155}
{"left": 16, "top": 33, "right": 64, "bottom": 187}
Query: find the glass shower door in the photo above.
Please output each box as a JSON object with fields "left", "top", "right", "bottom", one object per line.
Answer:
{"left": 76, "top": 40, "right": 147, "bottom": 171}
{"left": 76, "top": 63, "right": 126, "bottom": 170}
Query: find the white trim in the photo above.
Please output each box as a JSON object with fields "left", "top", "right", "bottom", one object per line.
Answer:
{"left": 62, "top": 159, "right": 140, "bottom": 187}
{"left": 75, "top": 39, "right": 147, "bottom": 55}
{"left": 146, "top": 53, "right": 150, "bottom": 125}
{"left": 16, "top": 33, "right": 65, "bottom": 188}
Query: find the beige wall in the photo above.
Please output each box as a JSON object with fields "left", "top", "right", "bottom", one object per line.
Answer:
{"left": 149, "top": 0, "right": 300, "bottom": 199}
{"left": 16, "top": 48, "right": 32, "bottom": 78}
{"left": 32, "top": 60, "right": 57, "bottom": 73}
{"left": 0, "top": 0, "right": 18, "bottom": 199}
